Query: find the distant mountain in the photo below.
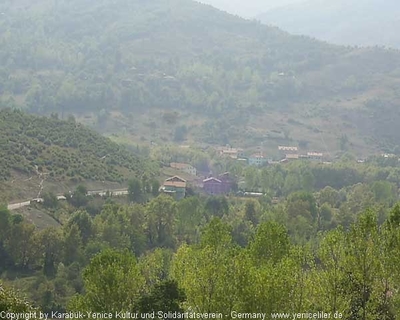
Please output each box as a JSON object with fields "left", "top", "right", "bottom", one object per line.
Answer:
{"left": 1, "top": 0, "right": 400, "bottom": 156}
{"left": 257, "top": 0, "right": 400, "bottom": 48}
{"left": 195, "top": 0, "right": 302, "bottom": 18}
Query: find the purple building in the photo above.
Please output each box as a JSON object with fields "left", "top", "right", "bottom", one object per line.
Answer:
{"left": 203, "top": 172, "right": 233, "bottom": 195}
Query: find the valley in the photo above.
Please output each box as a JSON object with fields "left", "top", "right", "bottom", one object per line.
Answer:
{"left": 2, "top": 0, "right": 400, "bottom": 317}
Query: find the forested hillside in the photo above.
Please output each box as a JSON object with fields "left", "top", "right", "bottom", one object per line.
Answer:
{"left": 257, "top": 0, "right": 400, "bottom": 48}
{"left": 1, "top": 0, "right": 400, "bottom": 153}
{"left": 0, "top": 109, "right": 157, "bottom": 202}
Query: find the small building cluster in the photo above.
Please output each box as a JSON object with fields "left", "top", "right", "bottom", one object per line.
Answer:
{"left": 276, "top": 145, "right": 325, "bottom": 163}
{"left": 214, "top": 144, "right": 326, "bottom": 166}
{"left": 160, "top": 144, "right": 328, "bottom": 201}
{"left": 216, "top": 146, "right": 244, "bottom": 160}
{"left": 160, "top": 172, "right": 235, "bottom": 200}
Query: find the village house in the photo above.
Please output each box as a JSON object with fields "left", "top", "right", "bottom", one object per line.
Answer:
{"left": 160, "top": 176, "right": 186, "bottom": 200}
{"left": 285, "top": 153, "right": 299, "bottom": 161}
{"left": 382, "top": 153, "right": 396, "bottom": 158}
{"left": 170, "top": 162, "right": 197, "bottom": 176}
{"left": 248, "top": 153, "right": 268, "bottom": 166}
{"left": 203, "top": 172, "right": 234, "bottom": 195}
{"left": 307, "top": 152, "right": 324, "bottom": 161}
{"left": 278, "top": 146, "right": 298, "bottom": 153}
{"left": 203, "top": 177, "right": 224, "bottom": 195}
{"left": 216, "top": 146, "right": 244, "bottom": 159}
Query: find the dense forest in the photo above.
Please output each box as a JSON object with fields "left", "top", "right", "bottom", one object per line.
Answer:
{"left": 2, "top": 191, "right": 400, "bottom": 318}
{"left": 1, "top": 0, "right": 400, "bottom": 152}
{"left": 2, "top": 156, "right": 400, "bottom": 317}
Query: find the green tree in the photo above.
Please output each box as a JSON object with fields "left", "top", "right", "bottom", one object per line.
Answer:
{"left": 67, "top": 211, "right": 93, "bottom": 245}
{"left": 286, "top": 192, "right": 318, "bottom": 241}
{"left": 249, "top": 221, "right": 290, "bottom": 264}
{"left": 128, "top": 178, "right": 143, "bottom": 203}
{"left": 176, "top": 197, "right": 205, "bottom": 243}
{"left": 383, "top": 204, "right": 400, "bottom": 315}
{"left": 43, "top": 192, "right": 59, "bottom": 209}
{"left": 0, "top": 206, "right": 11, "bottom": 242}
{"left": 146, "top": 196, "right": 177, "bottom": 249}
{"left": 318, "top": 186, "right": 341, "bottom": 208}
{"left": 345, "top": 209, "right": 382, "bottom": 320}
{"left": 301, "top": 170, "right": 315, "bottom": 192}
{"left": 283, "top": 172, "right": 301, "bottom": 195}
{"left": 204, "top": 196, "right": 229, "bottom": 218}
{"left": 4, "top": 222, "right": 38, "bottom": 269}
{"left": 68, "top": 249, "right": 145, "bottom": 313}
{"left": 173, "top": 125, "right": 188, "bottom": 142}
{"left": 371, "top": 181, "right": 396, "bottom": 205}
{"left": 0, "top": 206, "right": 11, "bottom": 271}
{"left": 138, "top": 248, "right": 173, "bottom": 287}
{"left": 70, "top": 185, "right": 88, "bottom": 208}
{"left": 172, "top": 219, "right": 239, "bottom": 314}
{"left": 244, "top": 199, "right": 260, "bottom": 225}
{"left": 63, "top": 224, "right": 84, "bottom": 265}
{"left": 136, "top": 280, "right": 186, "bottom": 316}
{"left": 151, "top": 179, "right": 160, "bottom": 197}
{"left": 0, "top": 282, "right": 35, "bottom": 313}
{"left": 36, "top": 227, "right": 64, "bottom": 277}
{"left": 315, "top": 228, "right": 350, "bottom": 314}
{"left": 319, "top": 203, "right": 336, "bottom": 230}
{"left": 93, "top": 206, "right": 131, "bottom": 251}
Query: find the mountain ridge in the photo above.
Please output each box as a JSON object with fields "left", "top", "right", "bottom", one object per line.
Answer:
{"left": 1, "top": 0, "right": 400, "bottom": 155}
{"left": 257, "top": 0, "right": 400, "bottom": 48}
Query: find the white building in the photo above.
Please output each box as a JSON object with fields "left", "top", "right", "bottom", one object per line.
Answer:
{"left": 248, "top": 154, "right": 268, "bottom": 166}
{"left": 170, "top": 163, "right": 197, "bottom": 176}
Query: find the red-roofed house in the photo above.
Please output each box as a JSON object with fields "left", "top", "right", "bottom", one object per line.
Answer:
{"left": 161, "top": 176, "right": 186, "bottom": 200}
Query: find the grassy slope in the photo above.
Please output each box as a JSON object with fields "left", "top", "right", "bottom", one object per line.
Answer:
{"left": 0, "top": 109, "right": 157, "bottom": 203}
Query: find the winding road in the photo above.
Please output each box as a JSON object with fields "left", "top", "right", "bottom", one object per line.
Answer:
{"left": 7, "top": 201, "right": 31, "bottom": 211}
{"left": 7, "top": 189, "right": 129, "bottom": 211}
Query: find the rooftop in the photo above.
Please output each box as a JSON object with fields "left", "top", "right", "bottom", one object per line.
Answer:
{"left": 279, "top": 146, "right": 298, "bottom": 151}
{"left": 250, "top": 153, "right": 265, "bottom": 158}
{"left": 164, "top": 176, "right": 187, "bottom": 188}
{"left": 170, "top": 162, "right": 191, "bottom": 169}
{"left": 307, "top": 152, "right": 323, "bottom": 157}
{"left": 203, "top": 177, "right": 222, "bottom": 183}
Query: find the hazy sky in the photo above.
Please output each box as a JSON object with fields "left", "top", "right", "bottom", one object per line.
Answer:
{"left": 196, "top": 0, "right": 304, "bottom": 18}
